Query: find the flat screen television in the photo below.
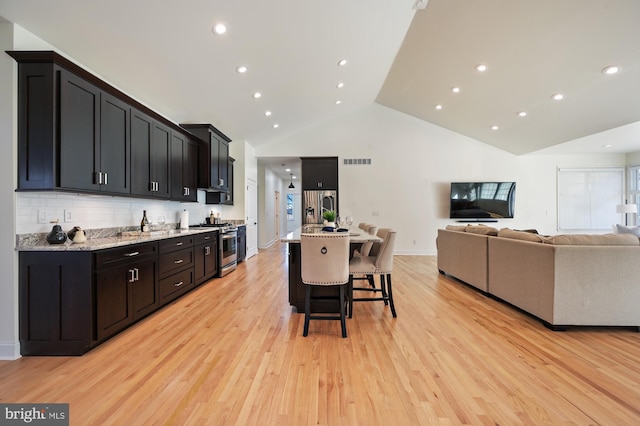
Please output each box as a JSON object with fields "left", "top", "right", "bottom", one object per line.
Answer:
{"left": 449, "top": 182, "right": 516, "bottom": 220}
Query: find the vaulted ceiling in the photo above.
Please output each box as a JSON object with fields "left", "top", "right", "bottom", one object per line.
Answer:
{"left": 1, "top": 0, "right": 639, "bottom": 177}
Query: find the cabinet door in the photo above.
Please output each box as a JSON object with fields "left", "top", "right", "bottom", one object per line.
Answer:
{"left": 131, "top": 259, "right": 159, "bottom": 320}
{"left": 59, "top": 69, "right": 100, "bottom": 191}
{"left": 301, "top": 157, "right": 338, "bottom": 190}
{"left": 209, "top": 132, "right": 222, "bottom": 189}
{"left": 195, "top": 241, "right": 217, "bottom": 284}
{"left": 170, "top": 132, "right": 198, "bottom": 202}
{"left": 96, "top": 264, "right": 134, "bottom": 341}
{"left": 99, "top": 93, "right": 130, "bottom": 194}
{"left": 130, "top": 108, "right": 153, "bottom": 197}
{"left": 151, "top": 122, "right": 171, "bottom": 199}
{"left": 218, "top": 139, "right": 229, "bottom": 191}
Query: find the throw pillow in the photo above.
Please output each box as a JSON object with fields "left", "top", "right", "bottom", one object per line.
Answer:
{"left": 445, "top": 225, "right": 468, "bottom": 232}
{"left": 465, "top": 225, "right": 498, "bottom": 236}
{"left": 497, "top": 228, "right": 547, "bottom": 243}
{"left": 615, "top": 224, "right": 640, "bottom": 237}
{"left": 544, "top": 233, "right": 640, "bottom": 246}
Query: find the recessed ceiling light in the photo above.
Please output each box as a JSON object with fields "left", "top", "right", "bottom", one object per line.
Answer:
{"left": 517, "top": 111, "right": 527, "bottom": 117}
{"left": 273, "top": 124, "right": 279, "bottom": 129}
{"left": 475, "top": 64, "right": 488, "bottom": 72}
{"left": 551, "top": 93, "right": 564, "bottom": 101}
{"left": 337, "top": 82, "right": 344, "bottom": 88}
{"left": 602, "top": 65, "right": 620, "bottom": 75}
{"left": 285, "top": 168, "right": 291, "bottom": 172}
{"left": 236, "top": 65, "right": 248, "bottom": 74}
{"left": 292, "top": 175, "right": 297, "bottom": 179}
{"left": 335, "top": 100, "right": 342, "bottom": 105}
{"left": 452, "top": 87, "right": 460, "bottom": 94}
{"left": 253, "top": 92, "right": 262, "bottom": 99}
{"left": 264, "top": 111, "right": 272, "bottom": 117}
{"left": 602, "top": 144, "right": 613, "bottom": 148}
{"left": 491, "top": 125, "right": 499, "bottom": 130}
{"left": 212, "top": 23, "right": 227, "bottom": 35}
{"left": 435, "top": 104, "right": 443, "bottom": 110}
{"left": 338, "top": 58, "right": 347, "bottom": 66}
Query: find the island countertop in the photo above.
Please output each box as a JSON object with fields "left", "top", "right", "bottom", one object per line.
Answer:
{"left": 281, "top": 226, "right": 382, "bottom": 244}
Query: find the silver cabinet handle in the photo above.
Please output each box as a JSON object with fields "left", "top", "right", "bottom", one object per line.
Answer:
{"left": 174, "top": 281, "right": 184, "bottom": 287}
{"left": 134, "top": 268, "right": 139, "bottom": 281}
{"left": 204, "top": 246, "right": 211, "bottom": 255}
{"left": 129, "top": 269, "right": 136, "bottom": 282}
{"left": 174, "top": 259, "right": 184, "bottom": 264}
{"left": 175, "top": 242, "right": 183, "bottom": 246}
{"left": 103, "top": 172, "right": 108, "bottom": 185}
{"left": 125, "top": 251, "right": 139, "bottom": 257}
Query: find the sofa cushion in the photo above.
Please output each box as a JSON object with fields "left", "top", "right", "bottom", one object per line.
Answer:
{"left": 544, "top": 233, "right": 639, "bottom": 246}
{"left": 615, "top": 224, "right": 640, "bottom": 237}
{"left": 497, "top": 228, "right": 547, "bottom": 243}
{"left": 465, "top": 225, "right": 498, "bottom": 236}
{"left": 445, "top": 225, "right": 468, "bottom": 232}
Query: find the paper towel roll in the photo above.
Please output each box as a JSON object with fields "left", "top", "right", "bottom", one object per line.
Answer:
{"left": 180, "top": 209, "right": 189, "bottom": 230}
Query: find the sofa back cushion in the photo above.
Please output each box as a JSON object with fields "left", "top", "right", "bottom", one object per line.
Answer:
{"left": 497, "top": 228, "right": 547, "bottom": 243}
{"left": 544, "top": 233, "right": 639, "bottom": 246}
{"left": 465, "top": 225, "right": 498, "bottom": 236}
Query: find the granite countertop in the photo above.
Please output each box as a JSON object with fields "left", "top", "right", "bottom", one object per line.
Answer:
{"left": 281, "top": 226, "right": 382, "bottom": 244}
{"left": 16, "top": 227, "right": 220, "bottom": 252}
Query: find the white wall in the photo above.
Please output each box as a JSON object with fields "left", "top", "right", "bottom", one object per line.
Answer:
{"left": 0, "top": 23, "right": 19, "bottom": 360}
{"left": 256, "top": 104, "right": 627, "bottom": 255}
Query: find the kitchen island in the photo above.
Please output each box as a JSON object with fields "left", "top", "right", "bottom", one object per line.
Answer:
{"left": 281, "top": 226, "right": 382, "bottom": 312}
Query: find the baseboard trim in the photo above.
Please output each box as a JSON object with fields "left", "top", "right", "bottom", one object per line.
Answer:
{"left": 0, "top": 341, "right": 21, "bottom": 360}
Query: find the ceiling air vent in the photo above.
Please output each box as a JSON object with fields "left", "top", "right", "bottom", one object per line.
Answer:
{"left": 343, "top": 158, "right": 372, "bottom": 165}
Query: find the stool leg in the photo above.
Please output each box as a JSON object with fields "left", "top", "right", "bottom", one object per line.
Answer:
{"left": 303, "top": 285, "right": 311, "bottom": 336}
{"left": 380, "top": 274, "right": 389, "bottom": 306}
{"left": 339, "top": 284, "right": 347, "bottom": 338}
{"left": 387, "top": 274, "right": 397, "bottom": 317}
{"left": 348, "top": 276, "right": 354, "bottom": 319}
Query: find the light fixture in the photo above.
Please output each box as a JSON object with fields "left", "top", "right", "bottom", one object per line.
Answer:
{"left": 337, "top": 82, "right": 344, "bottom": 88}
{"left": 338, "top": 58, "right": 347, "bottom": 66}
{"left": 602, "top": 144, "right": 613, "bottom": 148}
{"left": 435, "top": 104, "right": 443, "bottom": 110}
{"left": 616, "top": 203, "right": 637, "bottom": 226}
{"left": 253, "top": 92, "right": 262, "bottom": 99}
{"left": 602, "top": 65, "right": 620, "bottom": 75}
{"left": 452, "top": 87, "right": 460, "bottom": 93}
{"left": 491, "top": 125, "right": 499, "bottom": 130}
{"left": 212, "top": 23, "right": 227, "bottom": 35}
{"left": 265, "top": 110, "right": 272, "bottom": 117}
{"left": 273, "top": 123, "right": 279, "bottom": 129}
{"left": 335, "top": 100, "right": 342, "bottom": 105}
{"left": 475, "top": 64, "right": 487, "bottom": 72}
{"left": 551, "top": 93, "right": 564, "bottom": 101}
{"left": 236, "top": 65, "right": 248, "bottom": 73}
{"left": 288, "top": 174, "right": 295, "bottom": 189}
{"left": 518, "top": 111, "right": 527, "bottom": 117}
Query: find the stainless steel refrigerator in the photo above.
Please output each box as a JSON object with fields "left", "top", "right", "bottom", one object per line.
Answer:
{"left": 303, "top": 190, "right": 337, "bottom": 225}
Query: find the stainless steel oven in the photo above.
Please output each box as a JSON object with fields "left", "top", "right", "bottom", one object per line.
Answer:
{"left": 218, "top": 226, "right": 238, "bottom": 277}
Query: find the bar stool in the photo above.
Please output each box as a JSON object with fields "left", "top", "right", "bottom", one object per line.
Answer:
{"left": 348, "top": 230, "right": 397, "bottom": 318}
{"left": 300, "top": 233, "right": 351, "bottom": 338}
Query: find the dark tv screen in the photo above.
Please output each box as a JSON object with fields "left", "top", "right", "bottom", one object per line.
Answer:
{"left": 449, "top": 182, "right": 516, "bottom": 219}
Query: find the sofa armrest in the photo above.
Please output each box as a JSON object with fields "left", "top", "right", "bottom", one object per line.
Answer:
{"left": 437, "top": 229, "right": 489, "bottom": 291}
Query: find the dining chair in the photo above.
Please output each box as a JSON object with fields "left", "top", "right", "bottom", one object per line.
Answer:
{"left": 348, "top": 229, "right": 397, "bottom": 318}
{"left": 300, "top": 233, "right": 351, "bottom": 338}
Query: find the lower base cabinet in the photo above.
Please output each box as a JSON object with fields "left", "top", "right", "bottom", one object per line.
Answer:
{"left": 194, "top": 231, "right": 218, "bottom": 284}
{"left": 19, "top": 234, "right": 213, "bottom": 356}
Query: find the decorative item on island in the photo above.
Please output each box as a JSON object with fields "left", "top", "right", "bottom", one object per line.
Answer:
{"left": 322, "top": 210, "right": 337, "bottom": 228}
{"left": 67, "top": 226, "right": 87, "bottom": 244}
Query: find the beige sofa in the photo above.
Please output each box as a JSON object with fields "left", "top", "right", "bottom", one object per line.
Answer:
{"left": 437, "top": 227, "right": 640, "bottom": 330}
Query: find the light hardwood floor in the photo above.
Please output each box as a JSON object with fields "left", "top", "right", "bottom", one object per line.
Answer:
{"left": 1, "top": 242, "right": 639, "bottom": 425}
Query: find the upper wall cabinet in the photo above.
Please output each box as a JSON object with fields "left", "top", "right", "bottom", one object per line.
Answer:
{"left": 180, "top": 124, "right": 232, "bottom": 193}
{"left": 8, "top": 51, "right": 203, "bottom": 202}
{"left": 301, "top": 157, "right": 339, "bottom": 190}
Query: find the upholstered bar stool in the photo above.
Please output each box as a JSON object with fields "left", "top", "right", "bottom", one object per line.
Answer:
{"left": 300, "top": 233, "right": 351, "bottom": 338}
{"left": 348, "top": 230, "right": 397, "bottom": 318}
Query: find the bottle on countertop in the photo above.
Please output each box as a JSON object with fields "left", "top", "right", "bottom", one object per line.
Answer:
{"left": 141, "top": 210, "right": 149, "bottom": 232}
{"left": 209, "top": 210, "right": 215, "bottom": 225}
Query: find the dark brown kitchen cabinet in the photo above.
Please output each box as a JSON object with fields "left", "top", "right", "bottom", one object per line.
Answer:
{"left": 205, "top": 157, "right": 234, "bottom": 205}
{"left": 301, "top": 157, "right": 339, "bottom": 190}
{"left": 19, "top": 251, "right": 94, "bottom": 356}
{"left": 130, "top": 108, "right": 171, "bottom": 199}
{"left": 158, "top": 235, "right": 195, "bottom": 304}
{"left": 95, "top": 243, "right": 159, "bottom": 341}
{"left": 180, "top": 123, "right": 232, "bottom": 192}
{"left": 171, "top": 132, "right": 198, "bottom": 202}
{"left": 194, "top": 231, "right": 218, "bottom": 284}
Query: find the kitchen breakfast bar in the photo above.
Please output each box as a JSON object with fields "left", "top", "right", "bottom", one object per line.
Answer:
{"left": 281, "top": 226, "right": 382, "bottom": 312}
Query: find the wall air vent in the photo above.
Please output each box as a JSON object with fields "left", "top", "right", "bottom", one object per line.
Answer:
{"left": 343, "top": 158, "right": 372, "bottom": 165}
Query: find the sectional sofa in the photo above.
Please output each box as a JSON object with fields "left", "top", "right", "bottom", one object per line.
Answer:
{"left": 436, "top": 226, "right": 640, "bottom": 330}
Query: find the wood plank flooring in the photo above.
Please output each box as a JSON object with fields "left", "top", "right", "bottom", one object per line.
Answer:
{"left": 1, "top": 242, "right": 639, "bottom": 425}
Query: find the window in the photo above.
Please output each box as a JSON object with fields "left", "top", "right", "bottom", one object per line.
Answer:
{"left": 287, "top": 194, "right": 294, "bottom": 221}
{"left": 557, "top": 168, "right": 623, "bottom": 231}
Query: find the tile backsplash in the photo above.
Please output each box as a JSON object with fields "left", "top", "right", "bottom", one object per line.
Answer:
{"left": 16, "top": 191, "right": 226, "bottom": 235}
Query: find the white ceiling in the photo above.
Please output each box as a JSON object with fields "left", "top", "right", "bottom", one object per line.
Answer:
{"left": 1, "top": 0, "right": 639, "bottom": 181}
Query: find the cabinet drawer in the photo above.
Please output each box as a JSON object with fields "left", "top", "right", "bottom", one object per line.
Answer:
{"left": 159, "top": 235, "right": 194, "bottom": 254}
{"left": 95, "top": 242, "right": 157, "bottom": 270}
{"left": 194, "top": 231, "right": 217, "bottom": 245}
{"left": 159, "top": 246, "right": 194, "bottom": 277}
{"left": 159, "top": 268, "right": 194, "bottom": 303}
